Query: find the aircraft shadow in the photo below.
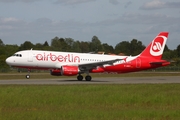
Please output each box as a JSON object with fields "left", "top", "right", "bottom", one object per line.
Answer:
{"left": 57, "top": 79, "right": 109, "bottom": 83}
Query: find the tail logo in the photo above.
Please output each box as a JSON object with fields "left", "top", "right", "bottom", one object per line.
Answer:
{"left": 153, "top": 42, "right": 162, "bottom": 51}
{"left": 150, "top": 36, "right": 167, "bottom": 56}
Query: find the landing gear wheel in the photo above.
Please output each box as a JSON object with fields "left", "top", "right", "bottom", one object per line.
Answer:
{"left": 85, "top": 75, "right": 92, "bottom": 81}
{"left": 26, "top": 75, "right": 30, "bottom": 79}
{"left": 77, "top": 75, "right": 83, "bottom": 81}
{"left": 26, "top": 69, "right": 31, "bottom": 79}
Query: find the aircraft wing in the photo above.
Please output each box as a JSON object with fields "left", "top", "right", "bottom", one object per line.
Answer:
{"left": 78, "top": 59, "right": 122, "bottom": 71}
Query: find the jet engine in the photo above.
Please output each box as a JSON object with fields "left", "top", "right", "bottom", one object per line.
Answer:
{"left": 50, "top": 69, "right": 62, "bottom": 76}
{"left": 61, "top": 66, "right": 79, "bottom": 76}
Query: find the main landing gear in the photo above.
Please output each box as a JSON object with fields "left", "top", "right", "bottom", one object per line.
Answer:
{"left": 77, "top": 74, "right": 92, "bottom": 81}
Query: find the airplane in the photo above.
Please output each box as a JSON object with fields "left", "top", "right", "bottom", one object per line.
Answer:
{"left": 6, "top": 32, "right": 170, "bottom": 81}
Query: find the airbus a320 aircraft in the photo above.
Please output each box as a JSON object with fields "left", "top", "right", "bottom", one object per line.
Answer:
{"left": 6, "top": 32, "right": 170, "bottom": 81}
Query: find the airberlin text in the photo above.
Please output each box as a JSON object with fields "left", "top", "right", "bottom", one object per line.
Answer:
{"left": 36, "top": 53, "right": 80, "bottom": 63}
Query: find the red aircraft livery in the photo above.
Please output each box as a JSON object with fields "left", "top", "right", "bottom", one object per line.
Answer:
{"left": 6, "top": 32, "right": 170, "bottom": 81}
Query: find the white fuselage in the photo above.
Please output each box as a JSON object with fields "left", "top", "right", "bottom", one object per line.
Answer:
{"left": 6, "top": 50, "right": 135, "bottom": 69}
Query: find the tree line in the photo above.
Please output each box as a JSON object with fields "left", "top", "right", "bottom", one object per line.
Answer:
{"left": 0, "top": 35, "right": 180, "bottom": 72}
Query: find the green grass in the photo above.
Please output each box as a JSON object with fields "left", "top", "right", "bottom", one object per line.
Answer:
{"left": 0, "top": 84, "right": 180, "bottom": 120}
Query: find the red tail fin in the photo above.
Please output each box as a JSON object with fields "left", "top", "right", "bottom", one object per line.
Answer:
{"left": 140, "top": 32, "right": 169, "bottom": 60}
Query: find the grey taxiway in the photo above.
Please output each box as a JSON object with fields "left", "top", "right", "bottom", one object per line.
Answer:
{"left": 0, "top": 76, "right": 179, "bottom": 85}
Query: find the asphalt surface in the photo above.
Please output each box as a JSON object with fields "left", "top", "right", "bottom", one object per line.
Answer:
{"left": 0, "top": 76, "right": 179, "bottom": 85}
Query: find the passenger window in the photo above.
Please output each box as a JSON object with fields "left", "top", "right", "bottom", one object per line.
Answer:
{"left": 12, "top": 54, "right": 22, "bottom": 57}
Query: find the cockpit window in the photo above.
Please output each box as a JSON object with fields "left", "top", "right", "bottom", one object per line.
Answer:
{"left": 13, "top": 54, "right": 22, "bottom": 57}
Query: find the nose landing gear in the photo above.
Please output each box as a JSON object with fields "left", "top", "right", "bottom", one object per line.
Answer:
{"left": 26, "top": 69, "right": 31, "bottom": 79}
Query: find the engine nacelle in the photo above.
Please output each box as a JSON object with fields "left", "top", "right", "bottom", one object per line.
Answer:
{"left": 50, "top": 69, "right": 62, "bottom": 76}
{"left": 61, "top": 66, "right": 79, "bottom": 76}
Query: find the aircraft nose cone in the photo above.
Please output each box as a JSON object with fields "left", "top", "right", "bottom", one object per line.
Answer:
{"left": 6, "top": 57, "right": 13, "bottom": 65}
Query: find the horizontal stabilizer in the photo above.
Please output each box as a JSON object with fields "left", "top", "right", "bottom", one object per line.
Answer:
{"left": 150, "top": 62, "right": 165, "bottom": 65}
{"left": 150, "top": 60, "right": 170, "bottom": 65}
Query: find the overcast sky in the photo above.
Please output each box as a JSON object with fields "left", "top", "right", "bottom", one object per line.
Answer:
{"left": 0, "top": 0, "right": 180, "bottom": 49}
